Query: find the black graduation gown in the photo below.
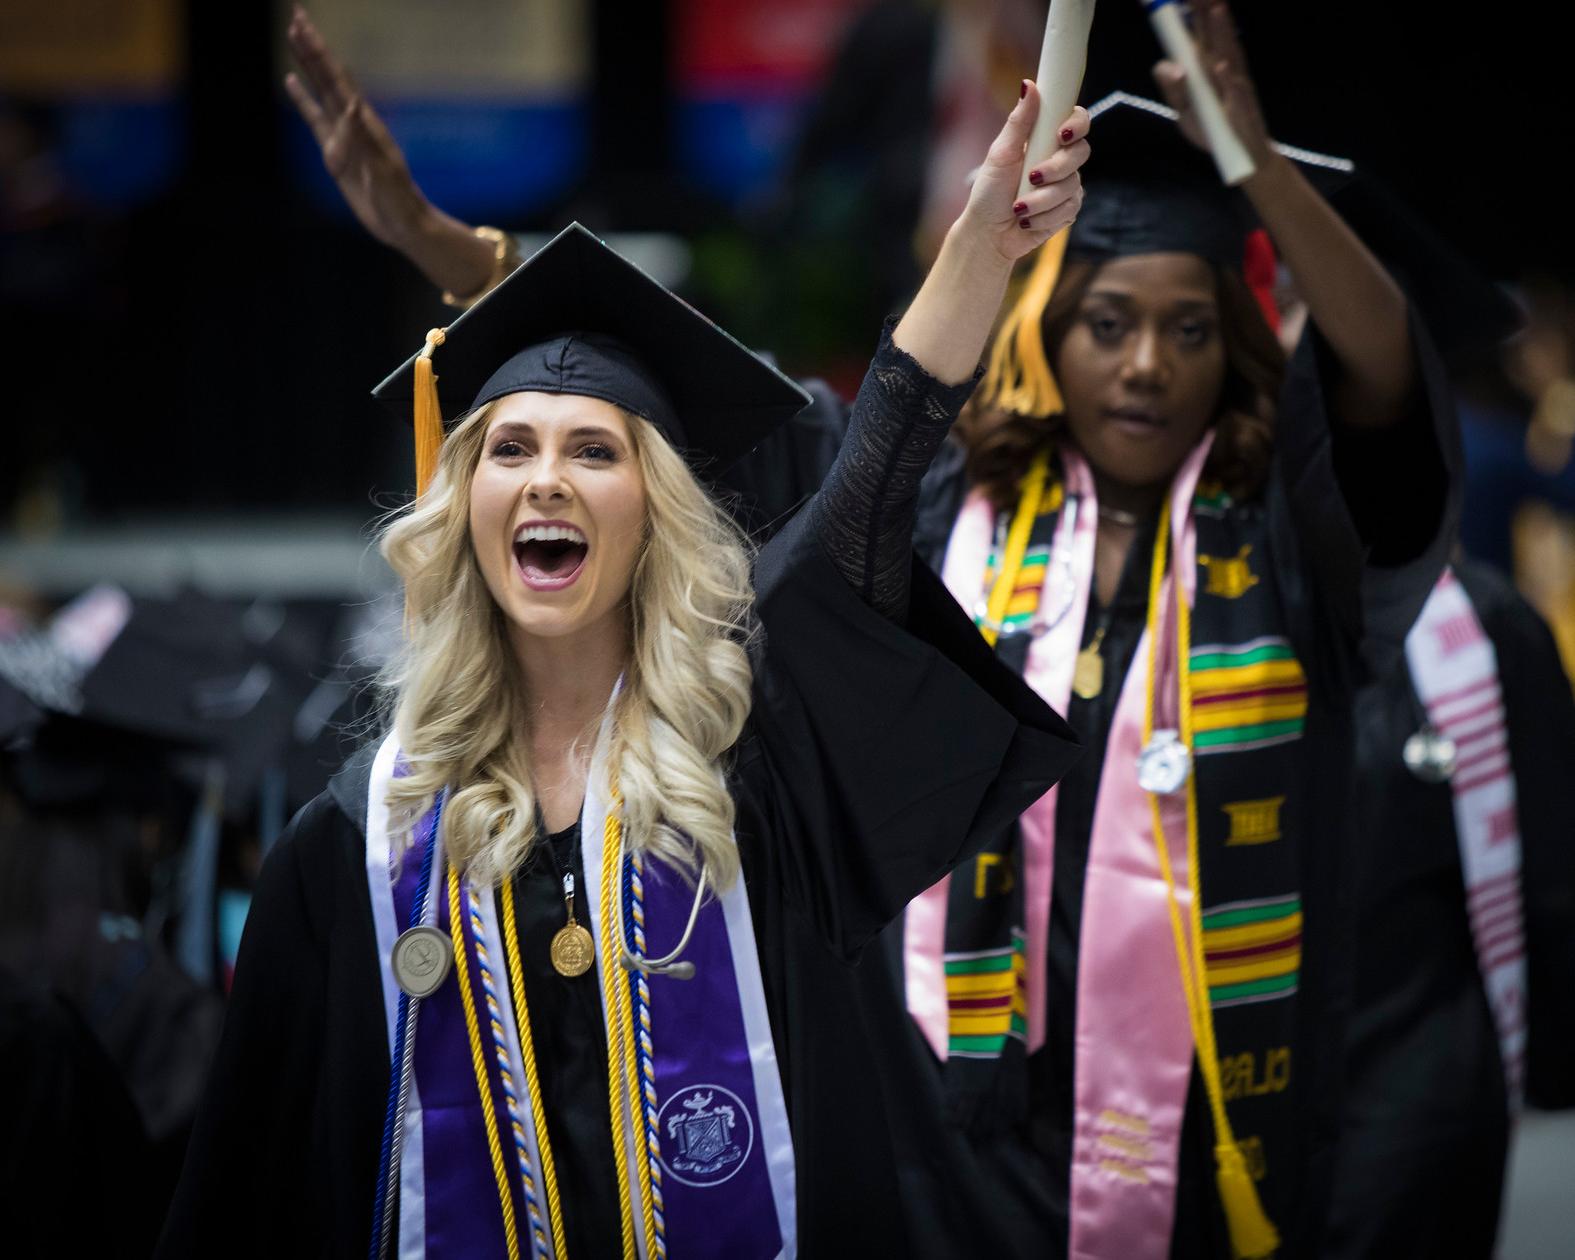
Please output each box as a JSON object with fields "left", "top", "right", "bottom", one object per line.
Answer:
{"left": 906, "top": 320, "right": 1460, "bottom": 1260}
{"left": 0, "top": 967, "right": 157, "bottom": 1258}
{"left": 1324, "top": 559, "right": 1575, "bottom": 1258}
{"left": 155, "top": 505, "right": 1081, "bottom": 1259}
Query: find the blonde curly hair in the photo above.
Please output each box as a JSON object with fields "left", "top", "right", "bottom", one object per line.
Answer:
{"left": 377, "top": 402, "right": 756, "bottom": 890}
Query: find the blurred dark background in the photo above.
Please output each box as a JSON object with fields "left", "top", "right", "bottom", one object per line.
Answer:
{"left": 2, "top": 0, "right": 1572, "bottom": 525}
{"left": 4, "top": 3, "right": 1575, "bottom": 1251}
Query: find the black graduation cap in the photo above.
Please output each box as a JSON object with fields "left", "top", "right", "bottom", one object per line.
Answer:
{"left": 1076, "top": 93, "right": 1521, "bottom": 352}
{"left": 982, "top": 92, "right": 1520, "bottom": 416}
{"left": 372, "top": 222, "right": 812, "bottom": 490}
{"left": 1069, "top": 92, "right": 1255, "bottom": 268}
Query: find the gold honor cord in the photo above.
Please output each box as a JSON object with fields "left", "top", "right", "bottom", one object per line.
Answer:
{"left": 980, "top": 448, "right": 1053, "bottom": 647}
{"left": 501, "top": 878, "right": 568, "bottom": 1257}
{"left": 597, "top": 790, "right": 657, "bottom": 1259}
{"left": 608, "top": 819, "right": 657, "bottom": 1254}
{"left": 448, "top": 866, "right": 523, "bottom": 1260}
{"left": 1141, "top": 502, "right": 1280, "bottom": 1260}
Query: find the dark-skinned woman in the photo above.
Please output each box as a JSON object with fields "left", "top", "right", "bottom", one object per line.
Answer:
{"left": 899, "top": 5, "right": 1460, "bottom": 1254}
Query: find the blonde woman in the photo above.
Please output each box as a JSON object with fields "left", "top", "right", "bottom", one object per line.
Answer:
{"left": 158, "top": 88, "right": 1088, "bottom": 1259}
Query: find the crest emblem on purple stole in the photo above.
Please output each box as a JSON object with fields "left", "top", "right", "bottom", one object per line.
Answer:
{"left": 659, "top": 1084, "right": 753, "bottom": 1186}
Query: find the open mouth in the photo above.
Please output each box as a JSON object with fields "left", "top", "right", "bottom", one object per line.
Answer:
{"left": 1104, "top": 405, "right": 1166, "bottom": 436}
{"left": 513, "top": 522, "right": 589, "bottom": 591}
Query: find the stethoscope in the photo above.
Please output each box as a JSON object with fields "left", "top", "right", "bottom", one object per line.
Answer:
{"left": 970, "top": 494, "right": 1083, "bottom": 640}
{"left": 614, "top": 861, "right": 708, "bottom": 981}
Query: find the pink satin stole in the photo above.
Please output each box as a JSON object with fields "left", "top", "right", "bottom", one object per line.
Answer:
{"left": 1068, "top": 437, "right": 1211, "bottom": 1259}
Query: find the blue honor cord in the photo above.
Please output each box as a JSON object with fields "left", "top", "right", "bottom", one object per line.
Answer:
{"left": 369, "top": 791, "right": 445, "bottom": 1260}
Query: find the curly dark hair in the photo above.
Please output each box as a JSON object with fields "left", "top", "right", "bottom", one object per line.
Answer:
{"left": 956, "top": 258, "right": 1288, "bottom": 513}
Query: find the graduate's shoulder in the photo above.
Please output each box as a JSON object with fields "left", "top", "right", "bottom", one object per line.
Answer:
{"left": 250, "top": 743, "right": 377, "bottom": 925}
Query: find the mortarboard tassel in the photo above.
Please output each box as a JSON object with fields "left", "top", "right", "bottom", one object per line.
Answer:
{"left": 980, "top": 227, "right": 1070, "bottom": 417}
{"left": 1214, "top": 1141, "right": 1281, "bottom": 1259}
{"left": 414, "top": 327, "right": 447, "bottom": 496}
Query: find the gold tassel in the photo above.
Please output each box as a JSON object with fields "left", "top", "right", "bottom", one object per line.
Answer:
{"left": 414, "top": 327, "right": 448, "bottom": 496}
{"left": 1214, "top": 1142, "right": 1281, "bottom": 1259}
{"left": 979, "top": 227, "right": 1071, "bottom": 417}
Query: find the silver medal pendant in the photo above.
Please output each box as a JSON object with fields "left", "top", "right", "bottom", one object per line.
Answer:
{"left": 1137, "top": 730, "right": 1192, "bottom": 796}
{"left": 1403, "top": 723, "right": 1457, "bottom": 784}
{"left": 392, "top": 925, "right": 454, "bottom": 998}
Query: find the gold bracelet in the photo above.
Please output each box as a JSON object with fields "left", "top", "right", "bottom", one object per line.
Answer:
{"left": 441, "top": 225, "right": 522, "bottom": 309}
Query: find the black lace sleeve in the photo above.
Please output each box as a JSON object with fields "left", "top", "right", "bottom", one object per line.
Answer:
{"left": 806, "top": 320, "right": 982, "bottom": 620}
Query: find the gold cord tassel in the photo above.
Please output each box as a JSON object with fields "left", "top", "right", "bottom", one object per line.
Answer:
{"left": 414, "top": 327, "right": 447, "bottom": 496}
{"left": 1214, "top": 1141, "right": 1281, "bottom": 1259}
{"left": 980, "top": 227, "right": 1070, "bottom": 417}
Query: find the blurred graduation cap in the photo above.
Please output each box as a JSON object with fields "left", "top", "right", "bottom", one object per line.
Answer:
{"left": 983, "top": 92, "right": 1521, "bottom": 415}
{"left": 373, "top": 222, "right": 813, "bottom": 493}
{"left": 1, "top": 591, "right": 314, "bottom": 822}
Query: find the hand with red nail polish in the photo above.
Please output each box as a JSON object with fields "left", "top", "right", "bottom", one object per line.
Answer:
{"left": 944, "top": 81, "right": 1090, "bottom": 268}
{"left": 890, "top": 82, "right": 1089, "bottom": 388}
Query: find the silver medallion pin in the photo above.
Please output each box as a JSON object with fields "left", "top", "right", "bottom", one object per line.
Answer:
{"left": 392, "top": 925, "right": 453, "bottom": 999}
{"left": 1137, "top": 730, "right": 1192, "bottom": 796}
{"left": 1403, "top": 723, "right": 1457, "bottom": 784}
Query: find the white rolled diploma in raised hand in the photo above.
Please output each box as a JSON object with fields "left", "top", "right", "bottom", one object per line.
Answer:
{"left": 1144, "top": 0, "right": 1256, "bottom": 185}
{"left": 1017, "top": 0, "right": 1099, "bottom": 201}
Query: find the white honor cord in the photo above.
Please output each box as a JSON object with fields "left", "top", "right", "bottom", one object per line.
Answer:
{"left": 973, "top": 493, "right": 1081, "bottom": 640}
{"left": 616, "top": 861, "right": 709, "bottom": 981}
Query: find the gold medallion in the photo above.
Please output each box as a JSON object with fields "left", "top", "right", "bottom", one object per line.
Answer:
{"left": 550, "top": 922, "right": 595, "bottom": 977}
{"left": 1072, "top": 646, "right": 1104, "bottom": 699}
{"left": 1073, "top": 626, "right": 1107, "bottom": 700}
{"left": 550, "top": 869, "right": 594, "bottom": 976}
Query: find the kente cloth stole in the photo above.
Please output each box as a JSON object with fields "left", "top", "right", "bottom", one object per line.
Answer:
{"left": 1405, "top": 567, "right": 1528, "bottom": 1108}
{"left": 365, "top": 732, "right": 797, "bottom": 1259}
{"left": 906, "top": 445, "right": 1310, "bottom": 1255}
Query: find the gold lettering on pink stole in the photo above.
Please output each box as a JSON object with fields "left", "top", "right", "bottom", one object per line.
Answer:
{"left": 1095, "top": 1110, "right": 1154, "bottom": 1182}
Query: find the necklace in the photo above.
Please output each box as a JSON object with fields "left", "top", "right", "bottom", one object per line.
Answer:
{"left": 540, "top": 814, "right": 596, "bottom": 978}
{"left": 1098, "top": 503, "right": 1143, "bottom": 528}
{"left": 1073, "top": 619, "right": 1109, "bottom": 699}
{"left": 550, "top": 868, "right": 595, "bottom": 977}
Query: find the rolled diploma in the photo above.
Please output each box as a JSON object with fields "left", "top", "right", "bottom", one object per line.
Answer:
{"left": 1017, "top": 0, "right": 1098, "bottom": 201}
{"left": 1145, "top": 0, "right": 1256, "bottom": 185}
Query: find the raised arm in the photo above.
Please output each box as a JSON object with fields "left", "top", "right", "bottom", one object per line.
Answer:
{"left": 1154, "top": 0, "right": 1414, "bottom": 429}
{"left": 810, "top": 85, "right": 1090, "bottom": 619}
{"left": 283, "top": 5, "right": 508, "bottom": 303}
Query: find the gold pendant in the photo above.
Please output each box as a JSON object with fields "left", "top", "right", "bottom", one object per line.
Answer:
{"left": 550, "top": 869, "right": 594, "bottom": 977}
{"left": 1073, "top": 626, "right": 1107, "bottom": 700}
{"left": 550, "top": 922, "right": 594, "bottom": 977}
